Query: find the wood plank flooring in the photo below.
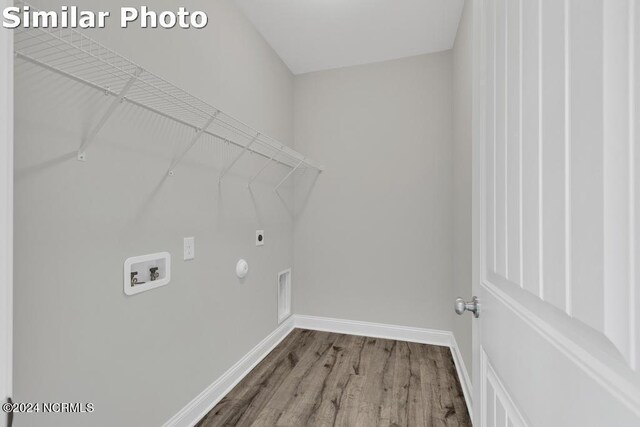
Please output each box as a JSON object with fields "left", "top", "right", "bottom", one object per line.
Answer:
{"left": 196, "top": 329, "right": 471, "bottom": 427}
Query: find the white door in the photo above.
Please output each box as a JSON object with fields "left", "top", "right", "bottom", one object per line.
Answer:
{"left": 0, "top": 2, "right": 13, "bottom": 426}
{"left": 470, "top": 0, "right": 640, "bottom": 425}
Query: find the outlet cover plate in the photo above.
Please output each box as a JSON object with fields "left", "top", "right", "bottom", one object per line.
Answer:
{"left": 256, "top": 230, "right": 265, "bottom": 246}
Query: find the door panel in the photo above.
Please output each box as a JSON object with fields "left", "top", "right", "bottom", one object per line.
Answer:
{"left": 603, "top": 0, "right": 638, "bottom": 371}
{"left": 539, "top": 0, "right": 567, "bottom": 313}
{"left": 520, "top": 0, "right": 541, "bottom": 298}
{"left": 480, "top": 283, "right": 640, "bottom": 426}
{"left": 569, "top": 0, "right": 605, "bottom": 333}
{"left": 473, "top": 0, "right": 640, "bottom": 424}
{"left": 505, "top": 0, "right": 521, "bottom": 288}
{"left": 481, "top": 348, "right": 526, "bottom": 427}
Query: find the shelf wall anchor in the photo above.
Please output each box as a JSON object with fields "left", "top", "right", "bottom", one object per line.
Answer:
{"left": 219, "top": 132, "right": 260, "bottom": 182}
{"left": 77, "top": 67, "right": 143, "bottom": 161}
{"left": 167, "top": 112, "right": 219, "bottom": 176}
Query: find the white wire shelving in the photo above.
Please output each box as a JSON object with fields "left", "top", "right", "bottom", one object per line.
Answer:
{"left": 13, "top": 13, "right": 323, "bottom": 190}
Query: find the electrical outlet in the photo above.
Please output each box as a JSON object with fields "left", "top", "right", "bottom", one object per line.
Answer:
{"left": 184, "top": 237, "right": 195, "bottom": 260}
{"left": 256, "top": 230, "right": 265, "bottom": 246}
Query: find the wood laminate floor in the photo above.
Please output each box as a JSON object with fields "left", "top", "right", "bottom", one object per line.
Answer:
{"left": 196, "top": 329, "right": 471, "bottom": 427}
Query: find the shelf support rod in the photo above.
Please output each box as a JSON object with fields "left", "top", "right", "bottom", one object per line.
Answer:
{"left": 77, "top": 68, "right": 143, "bottom": 161}
{"left": 247, "top": 146, "right": 284, "bottom": 188}
{"left": 219, "top": 132, "right": 260, "bottom": 182}
{"left": 274, "top": 158, "right": 305, "bottom": 192}
{"left": 168, "top": 112, "right": 219, "bottom": 176}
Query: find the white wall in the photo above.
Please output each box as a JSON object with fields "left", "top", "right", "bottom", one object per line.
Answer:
{"left": 452, "top": 0, "right": 473, "bottom": 377}
{"left": 293, "top": 52, "right": 455, "bottom": 332}
{"left": 13, "top": 1, "right": 295, "bottom": 426}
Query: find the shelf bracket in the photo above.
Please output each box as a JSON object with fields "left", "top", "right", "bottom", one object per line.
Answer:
{"left": 219, "top": 132, "right": 260, "bottom": 182}
{"left": 168, "top": 112, "right": 219, "bottom": 176}
{"left": 274, "top": 158, "right": 305, "bottom": 192}
{"left": 77, "top": 68, "right": 143, "bottom": 161}
{"left": 247, "top": 146, "right": 284, "bottom": 188}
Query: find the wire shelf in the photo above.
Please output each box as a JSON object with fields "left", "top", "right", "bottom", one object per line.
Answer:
{"left": 13, "top": 11, "right": 323, "bottom": 182}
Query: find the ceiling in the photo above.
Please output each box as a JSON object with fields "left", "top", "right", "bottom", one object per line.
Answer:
{"left": 233, "top": 0, "right": 465, "bottom": 75}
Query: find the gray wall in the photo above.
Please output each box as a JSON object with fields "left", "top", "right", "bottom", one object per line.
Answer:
{"left": 293, "top": 52, "right": 455, "bottom": 332}
{"left": 452, "top": 0, "right": 474, "bottom": 377}
{"left": 13, "top": 0, "right": 295, "bottom": 425}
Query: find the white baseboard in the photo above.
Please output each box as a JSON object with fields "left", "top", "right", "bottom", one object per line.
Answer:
{"left": 294, "top": 314, "right": 452, "bottom": 347}
{"left": 164, "top": 314, "right": 473, "bottom": 426}
{"left": 449, "top": 332, "right": 473, "bottom": 420}
{"left": 163, "top": 316, "right": 296, "bottom": 427}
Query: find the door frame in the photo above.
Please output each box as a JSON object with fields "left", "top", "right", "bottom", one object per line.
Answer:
{"left": 0, "top": 0, "right": 14, "bottom": 422}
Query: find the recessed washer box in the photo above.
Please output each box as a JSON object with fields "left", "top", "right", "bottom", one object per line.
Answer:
{"left": 124, "top": 252, "right": 171, "bottom": 296}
